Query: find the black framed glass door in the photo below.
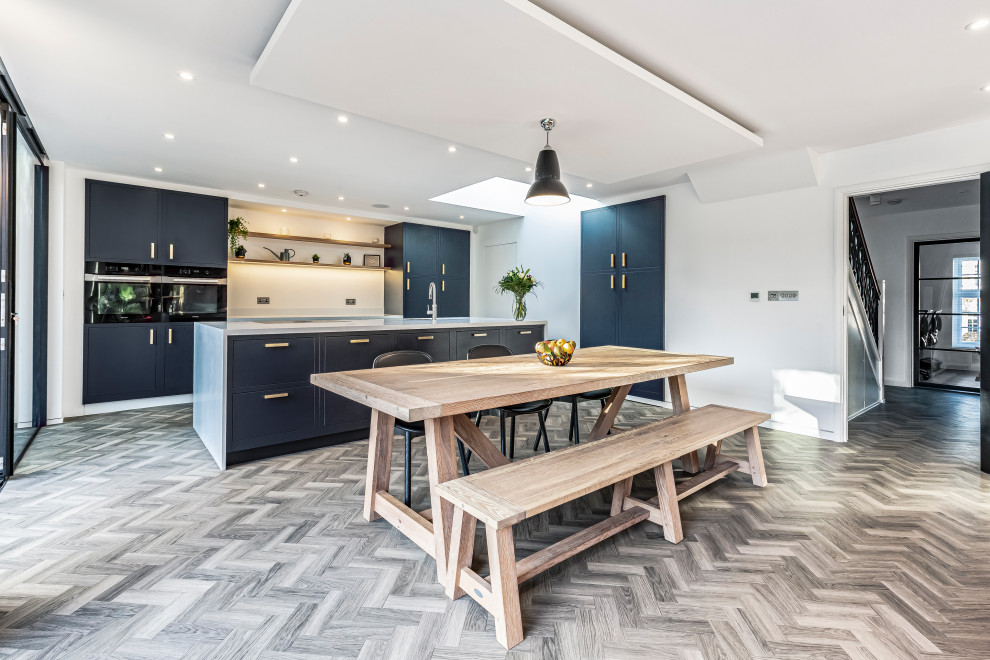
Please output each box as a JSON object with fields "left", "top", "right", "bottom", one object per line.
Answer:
{"left": 914, "top": 238, "right": 980, "bottom": 393}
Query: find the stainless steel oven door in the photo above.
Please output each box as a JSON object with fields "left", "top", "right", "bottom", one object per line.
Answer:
{"left": 162, "top": 277, "right": 227, "bottom": 321}
{"left": 84, "top": 274, "right": 163, "bottom": 323}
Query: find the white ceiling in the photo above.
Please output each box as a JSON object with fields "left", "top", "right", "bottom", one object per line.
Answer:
{"left": 854, "top": 180, "right": 979, "bottom": 219}
{"left": 250, "top": 0, "right": 762, "bottom": 185}
{"left": 3, "top": 0, "right": 990, "bottom": 221}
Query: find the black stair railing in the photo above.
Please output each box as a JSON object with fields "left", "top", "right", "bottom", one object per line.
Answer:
{"left": 849, "top": 198, "right": 880, "bottom": 345}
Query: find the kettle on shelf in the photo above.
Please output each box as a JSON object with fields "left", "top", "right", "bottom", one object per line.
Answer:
{"left": 263, "top": 247, "right": 296, "bottom": 262}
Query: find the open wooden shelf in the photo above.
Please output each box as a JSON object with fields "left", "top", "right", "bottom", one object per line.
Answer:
{"left": 230, "top": 258, "right": 390, "bottom": 271}
{"left": 246, "top": 231, "right": 390, "bottom": 249}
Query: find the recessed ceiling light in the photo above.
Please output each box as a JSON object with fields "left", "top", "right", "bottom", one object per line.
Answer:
{"left": 346, "top": 217, "right": 351, "bottom": 221}
{"left": 372, "top": 203, "right": 390, "bottom": 208}
{"left": 281, "top": 208, "right": 287, "bottom": 213}
{"left": 448, "top": 146, "right": 457, "bottom": 152}
{"left": 459, "top": 215, "right": 465, "bottom": 219}
{"left": 177, "top": 71, "right": 195, "bottom": 81}
{"left": 966, "top": 18, "right": 989, "bottom": 30}
{"left": 525, "top": 166, "right": 532, "bottom": 172}
{"left": 154, "top": 167, "right": 163, "bottom": 173}
{"left": 982, "top": 84, "right": 990, "bottom": 92}
{"left": 338, "top": 115, "right": 348, "bottom": 123}
{"left": 289, "top": 157, "right": 298, "bottom": 163}
{"left": 257, "top": 183, "right": 265, "bottom": 188}
{"left": 404, "top": 206, "right": 410, "bottom": 211}
{"left": 338, "top": 195, "right": 344, "bottom": 201}
{"left": 586, "top": 183, "right": 593, "bottom": 188}
{"left": 163, "top": 133, "right": 175, "bottom": 140}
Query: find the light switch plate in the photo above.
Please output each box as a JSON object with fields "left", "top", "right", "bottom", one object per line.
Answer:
{"left": 768, "top": 290, "right": 798, "bottom": 302}
{"left": 257, "top": 297, "right": 270, "bottom": 304}
{"left": 750, "top": 292, "right": 760, "bottom": 301}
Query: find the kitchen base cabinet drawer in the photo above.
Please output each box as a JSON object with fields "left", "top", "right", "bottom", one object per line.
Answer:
{"left": 454, "top": 328, "right": 502, "bottom": 360}
{"left": 393, "top": 331, "right": 451, "bottom": 362}
{"left": 501, "top": 325, "right": 544, "bottom": 355}
{"left": 230, "top": 385, "right": 317, "bottom": 451}
{"left": 231, "top": 337, "right": 317, "bottom": 389}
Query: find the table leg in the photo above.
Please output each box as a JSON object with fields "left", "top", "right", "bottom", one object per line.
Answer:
{"left": 669, "top": 375, "right": 701, "bottom": 473}
{"left": 452, "top": 414, "right": 510, "bottom": 468}
{"left": 364, "top": 410, "right": 396, "bottom": 522}
{"left": 586, "top": 385, "right": 631, "bottom": 442}
{"left": 424, "top": 415, "right": 459, "bottom": 584}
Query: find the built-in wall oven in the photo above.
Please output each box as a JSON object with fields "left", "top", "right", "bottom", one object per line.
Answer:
{"left": 84, "top": 262, "right": 163, "bottom": 323}
{"left": 162, "top": 266, "right": 227, "bottom": 322}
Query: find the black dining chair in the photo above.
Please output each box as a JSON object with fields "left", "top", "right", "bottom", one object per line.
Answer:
{"left": 467, "top": 344, "right": 552, "bottom": 459}
{"left": 544, "top": 389, "right": 614, "bottom": 448}
{"left": 373, "top": 350, "right": 470, "bottom": 506}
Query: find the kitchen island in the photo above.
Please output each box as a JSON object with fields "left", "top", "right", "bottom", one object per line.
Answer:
{"left": 193, "top": 317, "right": 547, "bottom": 469}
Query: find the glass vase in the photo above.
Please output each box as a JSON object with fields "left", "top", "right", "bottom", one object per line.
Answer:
{"left": 512, "top": 293, "right": 527, "bottom": 321}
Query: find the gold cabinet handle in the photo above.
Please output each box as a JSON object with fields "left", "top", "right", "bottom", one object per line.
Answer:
{"left": 169, "top": 244, "right": 174, "bottom": 260}
{"left": 442, "top": 264, "right": 445, "bottom": 275}
{"left": 150, "top": 242, "right": 155, "bottom": 259}
{"left": 350, "top": 338, "right": 370, "bottom": 343}
{"left": 265, "top": 342, "right": 289, "bottom": 348}
{"left": 406, "top": 279, "right": 410, "bottom": 290}
{"left": 264, "top": 392, "right": 288, "bottom": 399}
{"left": 149, "top": 328, "right": 154, "bottom": 344}
{"left": 168, "top": 328, "right": 172, "bottom": 344}
{"left": 610, "top": 275, "right": 614, "bottom": 289}
{"left": 418, "top": 335, "right": 434, "bottom": 340}
{"left": 442, "top": 280, "right": 445, "bottom": 292}
{"left": 622, "top": 252, "right": 627, "bottom": 267}
{"left": 519, "top": 330, "right": 532, "bottom": 335}
{"left": 610, "top": 253, "right": 615, "bottom": 268}
{"left": 472, "top": 332, "right": 487, "bottom": 337}
{"left": 622, "top": 274, "right": 627, "bottom": 289}
{"left": 406, "top": 261, "right": 410, "bottom": 273}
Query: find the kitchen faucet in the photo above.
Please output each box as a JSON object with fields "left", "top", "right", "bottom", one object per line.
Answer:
{"left": 427, "top": 281, "right": 438, "bottom": 322}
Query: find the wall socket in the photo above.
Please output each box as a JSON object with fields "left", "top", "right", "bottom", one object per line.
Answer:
{"left": 767, "top": 290, "right": 799, "bottom": 302}
{"left": 257, "top": 297, "right": 270, "bottom": 304}
{"left": 345, "top": 298, "right": 356, "bottom": 306}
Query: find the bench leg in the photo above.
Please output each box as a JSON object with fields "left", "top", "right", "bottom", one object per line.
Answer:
{"left": 653, "top": 461, "right": 684, "bottom": 543}
{"left": 610, "top": 477, "right": 633, "bottom": 516}
{"left": 445, "top": 506, "right": 477, "bottom": 600}
{"left": 487, "top": 525, "right": 524, "bottom": 649}
{"left": 744, "top": 426, "right": 767, "bottom": 487}
{"left": 703, "top": 439, "right": 722, "bottom": 471}
{"left": 364, "top": 410, "right": 396, "bottom": 521}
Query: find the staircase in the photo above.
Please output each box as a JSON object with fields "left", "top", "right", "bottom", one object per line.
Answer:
{"left": 847, "top": 199, "right": 885, "bottom": 419}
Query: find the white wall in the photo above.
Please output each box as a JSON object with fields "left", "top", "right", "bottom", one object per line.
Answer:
{"left": 227, "top": 205, "right": 387, "bottom": 318}
{"left": 859, "top": 205, "right": 979, "bottom": 387}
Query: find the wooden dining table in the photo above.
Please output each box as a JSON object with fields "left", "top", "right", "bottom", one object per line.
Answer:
{"left": 311, "top": 345, "right": 733, "bottom": 585}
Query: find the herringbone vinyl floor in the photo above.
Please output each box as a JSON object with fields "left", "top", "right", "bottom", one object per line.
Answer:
{"left": 0, "top": 387, "right": 987, "bottom": 659}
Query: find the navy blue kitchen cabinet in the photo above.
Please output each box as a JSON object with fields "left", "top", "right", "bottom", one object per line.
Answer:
{"left": 580, "top": 195, "right": 665, "bottom": 402}
{"left": 393, "top": 330, "right": 451, "bottom": 362}
{"left": 439, "top": 227, "right": 471, "bottom": 279}
{"left": 229, "top": 385, "right": 318, "bottom": 452}
{"left": 85, "top": 180, "right": 160, "bottom": 263}
{"left": 501, "top": 325, "right": 545, "bottom": 355}
{"left": 85, "top": 179, "right": 227, "bottom": 266}
{"left": 439, "top": 277, "right": 470, "bottom": 318}
{"left": 83, "top": 324, "right": 162, "bottom": 403}
{"left": 455, "top": 327, "right": 503, "bottom": 360}
{"left": 385, "top": 223, "right": 471, "bottom": 317}
{"left": 321, "top": 333, "right": 392, "bottom": 434}
{"left": 231, "top": 336, "right": 317, "bottom": 390}
{"left": 161, "top": 191, "right": 228, "bottom": 267}
{"left": 163, "top": 324, "right": 195, "bottom": 395}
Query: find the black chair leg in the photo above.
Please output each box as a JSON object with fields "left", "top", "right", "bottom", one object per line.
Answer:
{"left": 532, "top": 410, "right": 544, "bottom": 452}
{"left": 509, "top": 415, "right": 516, "bottom": 459}
{"left": 571, "top": 397, "right": 580, "bottom": 444}
{"left": 456, "top": 439, "right": 470, "bottom": 476}
{"left": 475, "top": 411, "right": 483, "bottom": 427}
{"left": 404, "top": 431, "right": 412, "bottom": 507}
{"left": 537, "top": 410, "right": 550, "bottom": 453}
{"left": 499, "top": 411, "right": 507, "bottom": 456}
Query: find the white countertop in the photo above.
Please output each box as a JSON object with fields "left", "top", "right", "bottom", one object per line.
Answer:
{"left": 198, "top": 316, "right": 547, "bottom": 336}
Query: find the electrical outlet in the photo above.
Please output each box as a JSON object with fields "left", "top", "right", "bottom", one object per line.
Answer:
{"left": 346, "top": 298, "right": 356, "bottom": 305}
{"left": 768, "top": 290, "right": 798, "bottom": 302}
{"left": 257, "top": 297, "right": 270, "bottom": 304}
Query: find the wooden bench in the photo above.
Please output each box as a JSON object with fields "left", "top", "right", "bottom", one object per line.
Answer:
{"left": 434, "top": 404, "right": 770, "bottom": 649}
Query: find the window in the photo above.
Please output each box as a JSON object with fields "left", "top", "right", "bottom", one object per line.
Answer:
{"left": 952, "top": 257, "right": 980, "bottom": 348}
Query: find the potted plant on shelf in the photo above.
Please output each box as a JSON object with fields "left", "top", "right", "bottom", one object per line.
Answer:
{"left": 343, "top": 252, "right": 352, "bottom": 265}
{"left": 494, "top": 265, "right": 541, "bottom": 321}
{"left": 312, "top": 253, "right": 320, "bottom": 264}
{"left": 228, "top": 216, "right": 249, "bottom": 259}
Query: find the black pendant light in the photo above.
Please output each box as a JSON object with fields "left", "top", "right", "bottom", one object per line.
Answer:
{"left": 525, "top": 118, "right": 570, "bottom": 206}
